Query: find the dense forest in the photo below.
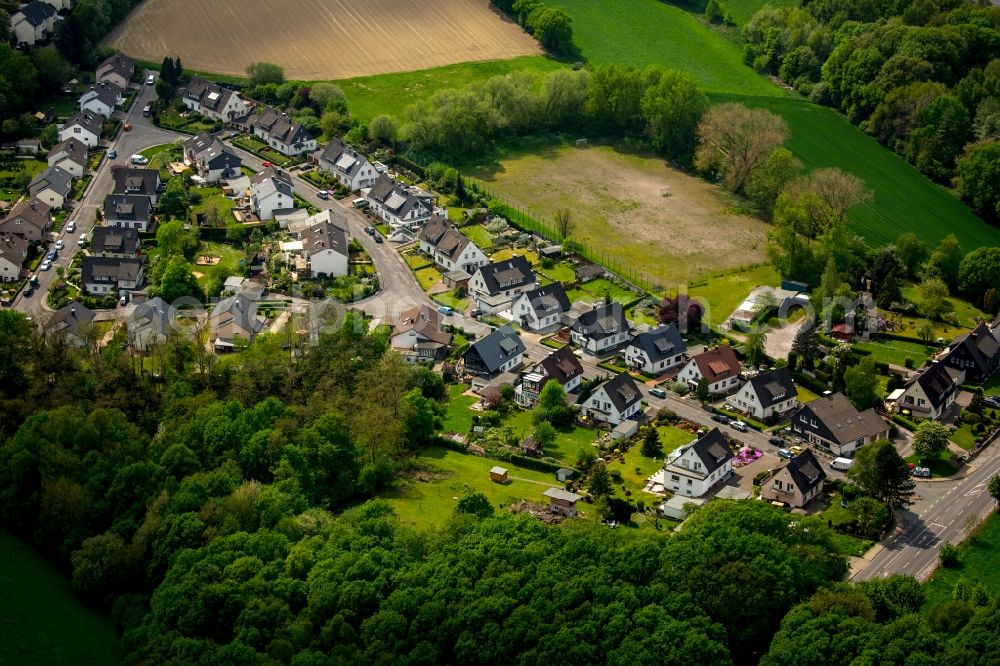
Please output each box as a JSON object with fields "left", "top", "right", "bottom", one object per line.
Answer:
{"left": 1, "top": 308, "right": 999, "bottom": 664}
{"left": 743, "top": 0, "right": 1000, "bottom": 220}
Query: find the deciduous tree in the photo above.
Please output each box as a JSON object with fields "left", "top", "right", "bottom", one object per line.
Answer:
{"left": 694, "top": 102, "right": 788, "bottom": 192}
{"left": 246, "top": 62, "right": 285, "bottom": 86}
{"left": 844, "top": 356, "right": 879, "bottom": 411}
{"left": 806, "top": 167, "right": 873, "bottom": 227}
{"left": 848, "top": 439, "right": 915, "bottom": 510}
{"left": 913, "top": 420, "right": 950, "bottom": 462}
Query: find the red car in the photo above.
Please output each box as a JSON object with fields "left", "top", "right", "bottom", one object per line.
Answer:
{"left": 123, "top": 123, "right": 132, "bottom": 131}
{"left": 261, "top": 161, "right": 273, "bottom": 168}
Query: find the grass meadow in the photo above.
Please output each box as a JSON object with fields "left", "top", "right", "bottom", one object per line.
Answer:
{"left": 923, "top": 513, "right": 1000, "bottom": 610}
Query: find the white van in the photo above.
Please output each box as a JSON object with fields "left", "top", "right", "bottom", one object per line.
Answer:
{"left": 131, "top": 154, "right": 149, "bottom": 165}
{"left": 831, "top": 457, "right": 854, "bottom": 472}
{"left": 352, "top": 197, "right": 368, "bottom": 209}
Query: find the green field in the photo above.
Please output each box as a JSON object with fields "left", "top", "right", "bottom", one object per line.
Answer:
{"left": 548, "top": 0, "right": 778, "bottom": 96}
{"left": 443, "top": 384, "right": 478, "bottom": 434}
{"left": 459, "top": 224, "right": 494, "bottom": 250}
{"left": 853, "top": 339, "right": 934, "bottom": 368}
{"left": 923, "top": 512, "right": 1000, "bottom": 610}
{"left": 567, "top": 277, "right": 641, "bottom": 306}
{"left": 335, "top": 56, "right": 565, "bottom": 123}
{"left": 500, "top": 409, "right": 599, "bottom": 465}
{"left": 0, "top": 529, "right": 121, "bottom": 665}
{"left": 688, "top": 264, "right": 780, "bottom": 324}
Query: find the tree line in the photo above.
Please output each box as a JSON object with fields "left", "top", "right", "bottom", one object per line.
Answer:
{"left": 743, "top": 0, "right": 1000, "bottom": 221}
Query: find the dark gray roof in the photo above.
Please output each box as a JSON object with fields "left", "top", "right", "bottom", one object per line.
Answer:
{"left": 250, "top": 167, "right": 293, "bottom": 197}
{"left": 573, "top": 302, "right": 629, "bottom": 341}
{"left": 91, "top": 226, "right": 140, "bottom": 254}
{"left": 321, "top": 137, "right": 370, "bottom": 177}
{"left": 418, "top": 215, "right": 449, "bottom": 246}
{"left": 367, "top": 173, "right": 428, "bottom": 219}
{"left": 535, "top": 344, "right": 583, "bottom": 386}
{"left": 905, "top": 361, "right": 959, "bottom": 410}
{"left": 97, "top": 53, "right": 134, "bottom": 82}
{"left": 184, "top": 132, "right": 241, "bottom": 171}
{"left": 745, "top": 366, "right": 796, "bottom": 409}
{"left": 300, "top": 212, "right": 348, "bottom": 258}
{"left": 182, "top": 77, "right": 240, "bottom": 113}
{"left": 629, "top": 324, "right": 685, "bottom": 363}
{"left": 523, "top": 283, "right": 570, "bottom": 316}
{"left": 465, "top": 324, "right": 525, "bottom": 374}
{"left": 0, "top": 233, "right": 28, "bottom": 264}
{"left": 689, "top": 428, "right": 734, "bottom": 474}
{"left": 45, "top": 303, "right": 95, "bottom": 339}
{"left": 250, "top": 105, "right": 312, "bottom": 146}
{"left": 793, "top": 393, "right": 888, "bottom": 447}
{"left": 129, "top": 297, "right": 176, "bottom": 339}
{"left": 1, "top": 197, "right": 51, "bottom": 232}
{"left": 783, "top": 448, "right": 826, "bottom": 493}
{"left": 29, "top": 166, "right": 73, "bottom": 197}
{"left": 48, "top": 137, "right": 88, "bottom": 168}
{"left": 113, "top": 168, "right": 160, "bottom": 197}
{"left": 82, "top": 81, "right": 123, "bottom": 110}
{"left": 103, "top": 194, "right": 152, "bottom": 221}
{"left": 212, "top": 294, "right": 265, "bottom": 335}
{"left": 944, "top": 323, "right": 1000, "bottom": 381}
{"left": 474, "top": 255, "right": 534, "bottom": 295}
{"left": 63, "top": 110, "right": 104, "bottom": 136}
{"left": 597, "top": 372, "right": 642, "bottom": 413}
{"left": 17, "top": 1, "right": 55, "bottom": 27}
{"left": 81, "top": 256, "right": 143, "bottom": 285}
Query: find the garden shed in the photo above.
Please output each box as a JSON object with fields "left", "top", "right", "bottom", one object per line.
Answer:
{"left": 489, "top": 466, "right": 509, "bottom": 483}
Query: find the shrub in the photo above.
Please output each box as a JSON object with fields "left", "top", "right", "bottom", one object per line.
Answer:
{"left": 939, "top": 542, "right": 960, "bottom": 568}
{"left": 904, "top": 357, "right": 915, "bottom": 369}
{"left": 672, "top": 382, "right": 689, "bottom": 396}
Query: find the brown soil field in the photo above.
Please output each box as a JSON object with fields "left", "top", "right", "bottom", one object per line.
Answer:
{"left": 103, "top": 0, "right": 542, "bottom": 80}
{"left": 469, "top": 143, "right": 770, "bottom": 286}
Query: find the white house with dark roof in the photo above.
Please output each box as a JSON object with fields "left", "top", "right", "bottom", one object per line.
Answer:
{"left": 104, "top": 194, "right": 153, "bottom": 232}
{"left": 112, "top": 167, "right": 161, "bottom": 205}
{"left": 298, "top": 210, "right": 349, "bottom": 278}
{"left": 29, "top": 166, "right": 73, "bottom": 209}
{"left": 0, "top": 198, "right": 51, "bottom": 242}
{"left": 469, "top": 255, "right": 536, "bottom": 314}
{"left": 727, "top": 366, "right": 799, "bottom": 421}
{"left": 760, "top": 448, "right": 826, "bottom": 508}
{"left": 319, "top": 138, "right": 379, "bottom": 191}
{"left": 790, "top": 392, "right": 890, "bottom": 457}
{"left": 11, "top": 1, "right": 57, "bottom": 46}
{"left": 581, "top": 372, "right": 642, "bottom": 426}
{"left": 96, "top": 52, "right": 134, "bottom": 90}
{"left": 654, "top": 428, "right": 734, "bottom": 498}
{"left": 90, "top": 227, "right": 141, "bottom": 257}
{"left": 250, "top": 168, "right": 294, "bottom": 221}
{"left": 941, "top": 323, "right": 1000, "bottom": 384}
{"left": 79, "top": 81, "right": 123, "bottom": 118}
{"left": 895, "top": 361, "right": 962, "bottom": 420}
{"left": 181, "top": 78, "right": 249, "bottom": 123}
{"left": 59, "top": 111, "right": 103, "bottom": 147}
{"left": 365, "top": 173, "right": 432, "bottom": 231}
{"left": 47, "top": 137, "right": 88, "bottom": 178}
{"left": 391, "top": 304, "right": 453, "bottom": 363}
{"left": 128, "top": 297, "right": 186, "bottom": 351}
{"left": 516, "top": 344, "right": 583, "bottom": 407}
{"left": 624, "top": 324, "right": 686, "bottom": 374}
{"left": 210, "top": 293, "right": 265, "bottom": 351}
{"left": 514, "top": 283, "right": 571, "bottom": 332}
{"left": 0, "top": 234, "right": 28, "bottom": 281}
{"left": 678, "top": 345, "right": 742, "bottom": 395}
{"left": 463, "top": 324, "right": 525, "bottom": 377}
{"left": 81, "top": 256, "right": 144, "bottom": 296}
{"left": 183, "top": 132, "right": 242, "bottom": 183}
{"left": 571, "top": 302, "right": 632, "bottom": 354}
{"left": 246, "top": 105, "right": 315, "bottom": 155}
{"left": 417, "top": 215, "right": 489, "bottom": 275}
{"left": 45, "top": 303, "right": 95, "bottom": 348}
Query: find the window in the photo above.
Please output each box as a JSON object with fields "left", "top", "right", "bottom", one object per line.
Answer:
{"left": 670, "top": 474, "right": 679, "bottom": 481}
{"left": 687, "top": 479, "right": 692, "bottom": 485}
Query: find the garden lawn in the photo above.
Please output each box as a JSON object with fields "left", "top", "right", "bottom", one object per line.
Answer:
{"left": 443, "top": 384, "right": 477, "bottom": 434}
{"left": 537, "top": 261, "right": 576, "bottom": 283}
{"left": 688, "top": 264, "right": 780, "bottom": 327}
{"left": 0, "top": 529, "right": 121, "bottom": 665}
{"left": 334, "top": 56, "right": 565, "bottom": 123}
{"left": 950, "top": 424, "right": 976, "bottom": 451}
{"left": 574, "top": 277, "right": 640, "bottom": 304}
{"left": 414, "top": 265, "right": 442, "bottom": 290}
{"left": 656, "top": 425, "right": 695, "bottom": 455}
{"left": 899, "top": 286, "right": 987, "bottom": 329}
{"left": 432, "top": 292, "right": 471, "bottom": 311}
{"left": 459, "top": 224, "right": 494, "bottom": 250}
{"left": 490, "top": 248, "right": 540, "bottom": 266}
{"left": 905, "top": 451, "right": 959, "bottom": 478}
{"left": 502, "top": 408, "right": 598, "bottom": 465}
{"left": 401, "top": 251, "right": 433, "bottom": 270}
{"left": 139, "top": 143, "right": 182, "bottom": 171}
{"left": 615, "top": 443, "right": 664, "bottom": 496}
{"left": 383, "top": 446, "right": 564, "bottom": 530}
{"left": 983, "top": 373, "right": 1000, "bottom": 396}
{"left": 796, "top": 386, "right": 821, "bottom": 404}
{"left": 922, "top": 513, "right": 1000, "bottom": 610}
{"left": 192, "top": 189, "right": 235, "bottom": 223}
{"left": 853, "top": 339, "right": 933, "bottom": 368}
{"left": 193, "top": 241, "right": 243, "bottom": 287}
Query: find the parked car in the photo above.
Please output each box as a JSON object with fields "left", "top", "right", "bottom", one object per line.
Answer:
{"left": 364, "top": 226, "right": 376, "bottom": 236}
{"left": 54, "top": 239, "right": 64, "bottom": 250}
{"left": 78, "top": 235, "right": 87, "bottom": 246}
{"left": 108, "top": 148, "right": 117, "bottom": 159}
{"left": 352, "top": 197, "right": 368, "bottom": 208}
{"left": 768, "top": 436, "right": 785, "bottom": 447}
{"left": 470, "top": 308, "right": 483, "bottom": 318}
{"left": 730, "top": 420, "right": 749, "bottom": 432}
{"left": 316, "top": 190, "right": 329, "bottom": 199}
{"left": 66, "top": 220, "right": 75, "bottom": 233}
{"left": 46, "top": 249, "right": 57, "bottom": 260}
{"left": 157, "top": 182, "right": 167, "bottom": 192}
{"left": 130, "top": 154, "right": 148, "bottom": 165}
{"left": 777, "top": 448, "right": 793, "bottom": 459}
{"left": 119, "top": 295, "right": 129, "bottom": 306}
{"left": 984, "top": 396, "right": 1000, "bottom": 409}
{"left": 711, "top": 414, "right": 730, "bottom": 425}
{"left": 374, "top": 234, "right": 383, "bottom": 243}
{"left": 261, "top": 161, "right": 273, "bottom": 168}
{"left": 23, "top": 285, "right": 33, "bottom": 297}
{"left": 146, "top": 74, "right": 155, "bottom": 85}
{"left": 437, "top": 306, "right": 454, "bottom": 315}
{"left": 649, "top": 387, "right": 667, "bottom": 399}
{"left": 40, "top": 259, "right": 51, "bottom": 271}
{"left": 913, "top": 466, "right": 931, "bottom": 478}
{"left": 123, "top": 123, "right": 132, "bottom": 132}
{"left": 788, "top": 445, "right": 803, "bottom": 456}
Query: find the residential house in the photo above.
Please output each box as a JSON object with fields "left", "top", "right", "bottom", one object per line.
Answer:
{"left": 247, "top": 105, "right": 315, "bottom": 156}
{"left": 40, "top": 0, "right": 73, "bottom": 10}
{"left": 16, "top": 138, "right": 40, "bottom": 156}
{"left": 365, "top": 173, "right": 432, "bottom": 231}
{"left": 678, "top": 345, "right": 742, "bottom": 395}
{"left": 96, "top": 52, "right": 134, "bottom": 90}
{"left": 897, "top": 361, "right": 962, "bottom": 420}
{"left": 59, "top": 111, "right": 103, "bottom": 147}
{"left": 571, "top": 302, "right": 632, "bottom": 354}
{"left": 542, "top": 487, "right": 583, "bottom": 518}
{"left": 112, "top": 168, "right": 161, "bottom": 206}
{"left": 90, "top": 226, "right": 141, "bottom": 257}
{"left": 417, "top": 215, "right": 489, "bottom": 275}
{"left": 624, "top": 324, "right": 686, "bottom": 374}
{"left": 45, "top": 303, "right": 95, "bottom": 348}
{"left": 128, "top": 297, "right": 184, "bottom": 351}
{"left": 0, "top": 198, "right": 51, "bottom": 242}
{"left": 181, "top": 77, "right": 249, "bottom": 123}
{"left": 81, "top": 256, "right": 144, "bottom": 296}
{"left": 298, "top": 210, "right": 349, "bottom": 278}
{"left": 182, "top": 132, "right": 242, "bottom": 183}
{"left": 250, "top": 168, "right": 294, "bottom": 221}
{"left": 319, "top": 138, "right": 379, "bottom": 191}
{"left": 513, "top": 283, "right": 571, "bottom": 332}
{"left": 103, "top": 194, "right": 153, "bottom": 232}
{"left": 580, "top": 372, "right": 642, "bottom": 426}
{"left": 655, "top": 428, "right": 734, "bottom": 498}
{"left": 78, "top": 81, "right": 123, "bottom": 118}
{"left": 727, "top": 366, "right": 799, "bottom": 421}
{"left": 391, "top": 304, "right": 453, "bottom": 363}
{"left": 0, "top": 234, "right": 28, "bottom": 281}
{"left": 28, "top": 166, "right": 73, "bottom": 209}
{"left": 515, "top": 344, "right": 583, "bottom": 407}
{"left": 942, "top": 323, "right": 1000, "bottom": 384}
{"left": 790, "top": 392, "right": 890, "bottom": 457}
{"left": 469, "top": 256, "right": 536, "bottom": 314}
{"left": 11, "top": 1, "right": 57, "bottom": 46}
{"left": 47, "top": 137, "right": 88, "bottom": 178}
{"left": 760, "top": 448, "right": 826, "bottom": 509}
{"left": 463, "top": 324, "right": 525, "bottom": 377}
{"left": 210, "top": 293, "right": 266, "bottom": 351}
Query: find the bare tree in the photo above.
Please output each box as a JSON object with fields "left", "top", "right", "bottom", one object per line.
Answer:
{"left": 554, "top": 208, "right": 573, "bottom": 240}
{"left": 694, "top": 103, "right": 788, "bottom": 193}
{"left": 807, "top": 167, "right": 873, "bottom": 226}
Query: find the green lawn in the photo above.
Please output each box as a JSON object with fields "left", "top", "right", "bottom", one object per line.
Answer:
{"left": 193, "top": 241, "right": 243, "bottom": 287}
{"left": 614, "top": 443, "right": 665, "bottom": 496}
{"left": 853, "top": 339, "right": 934, "bottom": 368}
{"left": 656, "top": 425, "right": 696, "bottom": 455}
{"left": 334, "top": 56, "right": 566, "bottom": 124}
{"left": 402, "top": 251, "right": 433, "bottom": 270}
{"left": 718, "top": 0, "right": 797, "bottom": 25}
{"left": 983, "top": 374, "right": 1000, "bottom": 397}
{"left": 383, "top": 446, "right": 568, "bottom": 530}
{"left": 501, "top": 408, "right": 598, "bottom": 465}
{"left": 689, "top": 264, "right": 780, "bottom": 325}
{"left": 489, "top": 248, "right": 540, "bottom": 266}
{"left": 796, "top": 386, "right": 821, "bottom": 404}
{"left": 549, "top": 0, "right": 779, "bottom": 96}
{"left": 713, "top": 94, "right": 1000, "bottom": 252}
{"left": 0, "top": 529, "right": 121, "bottom": 665}
{"left": 899, "top": 286, "right": 987, "bottom": 330}
{"left": 443, "top": 384, "right": 478, "bottom": 434}
{"left": 905, "top": 451, "right": 960, "bottom": 478}
{"left": 923, "top": 512, "right": 1000, "bottom": 610}
{"left": 139, "top": 142, "right": 182, "bottom": 171}
{"left": 414, "top": 266, "right": 443, "bottom": 290}
{"left": 950, "top": 424, "right": 977, "bottom": 451}
{"left": 459, "top": 224, "right": 494, "bottom": 250}
{"left": 817, "top": 494, "right": 876, "bottom": 557}
{"left": 192, "top": 190, "right": 235, "bottom": 224}
{"left": 537, "top": 261, "right": 576, "bottom": 283}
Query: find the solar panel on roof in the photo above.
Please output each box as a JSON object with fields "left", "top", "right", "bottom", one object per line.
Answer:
{"left": 384, "top": 192, "right": 407, "bottom": 209}
{"left": 335, "top": 154, "right": 357, "bottom": 170}
{"left": 499, "top": 338, "right": 518, "bottom": 354}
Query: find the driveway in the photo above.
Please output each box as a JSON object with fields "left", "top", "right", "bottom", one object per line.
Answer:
{"left": 763, "top": 317, "right": 805, "bottom": 361}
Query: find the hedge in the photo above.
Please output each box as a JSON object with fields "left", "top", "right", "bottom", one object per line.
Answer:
{"left": 793, "top": 370, "right": 831, "bottom": 396}
{"left": 487, "top": 449, "right": 564, "bottom": 474}
{"left": 891, "top": 414, "right": 918, "bottom": 431}
{"left": 877, "top": 332, "right": 945, "bottom": 348}
{"left": 713, "top": 407, "right": 766, "bottom": 431}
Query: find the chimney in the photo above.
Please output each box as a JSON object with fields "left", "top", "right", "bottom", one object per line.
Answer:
{"left": 70, "top": 307, "right": 76, "bottom": 318}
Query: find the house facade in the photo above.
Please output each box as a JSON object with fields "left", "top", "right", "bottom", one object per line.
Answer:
{"left": 183, "top": 133, "right": 242, "bottom": 183}
{"left": 79, "top": 81, "right": 123, "bottom": 118}
{"left": 514, "top": 283, "right": 571, "bottom": 332}
{"left": 417, "top": 216, "right": 489, "bottom": 275}
{"left": 581, "top": 372, "right": 642, "bottom": 426}
{"left": 942, "top": 323, "right": 1000, "bottom": 384}
{"left": 12, "top": 1, "right": 57, "bottom": 46}
{"left": 250, "top": 168, "right": 294, "bottom": 221}
{"left": 299, "top": 210, "right": 349, "bottom": 278}
{"left": 47, "top": 137, "right": 88, "bottom": 178}
{"left": 463, "top": 325, "right": 525, "bottom": 377}
{"left": 96, "top": 52, "right": 134, "bottom": 90}
{"left": 319, "top": 138, "right": 379, "bottom": 191}
{"left": 45, "top": 303, "right": 95, "bottom": 348}
{"left": 624, "top": 324, "right": 686, "bottom": 374}
{"left": 727, "top": 366, "right": 799, "bottom": 421}
{"left": 29, "top": 166, "right": 73, "bottom": 209}
{"left": 469, "top": 256, "right": 536, "bottom": 314}
{"left": 210, "top": 294, "right": 265, "bottom": 351}
{"left": 0, "top": 234, "right": 28, "bottom": 281}
{"left": 365, "top": 174, "right": 432, "bottom": 231}
{"left": 897, "top": 361, "right": 962, "bottom": 420}
{"left": 181, "top": 78, "right": 249, "bottom": 122}
{"left": 0, "top": 198, "right": 51, "bottom": 242}
{"left": 571, "top": 302, "right": 632, "bottom": 354}
{"left": 790, "top": 392, "right": 890, "bottom": 457}
{"left": 760, "top": 448, "right": 826, "bottom": 508}
{"left": 59, "top": 111, "right": 102, "bottom": 147}
{"left": 104, "top": 194, "right": 153, "bottom": 232}
{"left": 516, "top": 344, "right": 584, "bottom": 407}
{"left": 656, "top": 428, "right": 734, "bottom": 498}
{"left": 81, "top": 256, "right": 144, "bottom": 296}
{"left": 390, "top": 304, "right": 452, "bottom": 363}
{"left": 247, "top": 106, "right": 315, "bottom": 155}
{"left": 679, "top": 345, "right": 742, "bottom": 395}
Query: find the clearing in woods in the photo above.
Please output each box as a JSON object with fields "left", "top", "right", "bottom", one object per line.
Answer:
{"left": 103, "top": 0, "right": 542, "bottom": 80}
{"left": 468, "top": 141, "right": 769, "bottom": 288}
